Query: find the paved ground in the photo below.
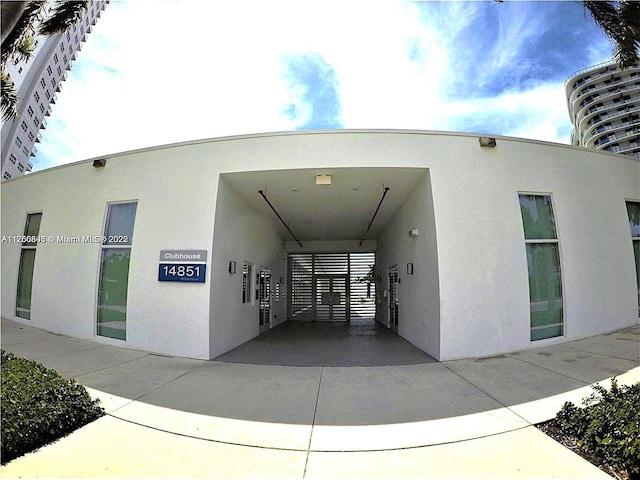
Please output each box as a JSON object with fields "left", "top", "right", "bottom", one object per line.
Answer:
{"left": 1, "top": 317, "right": 638, "bottom": 478}
{"left": 215, "top": 319, "right": 437, "bottom": 366}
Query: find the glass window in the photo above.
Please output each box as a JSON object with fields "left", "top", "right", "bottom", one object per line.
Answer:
{"left": 626, "top": 201, "right": 640, "bottom": 317}
{"left": 97, "top": 202, "right": 137, "bottom": 340}
{"left": 519, "top": 194, "right": 563, "bottom": 341}
{"left": 519, "top": 194, "right": 557, "bottom": 239}
{"left": 103, "top": 202, "right": 136, "bottom": 244}
{"left": 16, "top": 213, "right": 42, "bottom": 319}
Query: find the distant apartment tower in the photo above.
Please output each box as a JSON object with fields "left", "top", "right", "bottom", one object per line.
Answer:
{"left": 1, "top": 1, "right": 109, "bottom": 180}
{"left": 565, "top": 61, "right": 640, "bottom": 159}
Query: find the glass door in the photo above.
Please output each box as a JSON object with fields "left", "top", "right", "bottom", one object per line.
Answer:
{"left": 388, "top": 265, "right": 399, "bottom": 331}
{"left": 258, "top": 267, "right": 271, "bottom": 332}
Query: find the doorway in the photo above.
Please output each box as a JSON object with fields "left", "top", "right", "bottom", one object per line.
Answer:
{"left": 287, "top": 252, "right": 375, "bottom": 322}
{"left": 258, "top": 267, "right": 271, "bottom": 332}
{"left": 315, "top": 275, "right": 348, "bottom": 321}
{"left": 388, "top": 265, "right": 399, "bottom": 331}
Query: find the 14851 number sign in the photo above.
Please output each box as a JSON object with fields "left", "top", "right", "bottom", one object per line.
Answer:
{"left": 158, "top": 263, "right": 206, "bottom": 283}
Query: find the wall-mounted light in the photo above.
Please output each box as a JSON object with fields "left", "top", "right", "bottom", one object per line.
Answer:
{"left": 407, "top": 263, "right": 414, "bottom": 275}
{"left": 92, "top": 158, "right": 106, "bottom": 168}
{"left": 409, "top": 228, "right": 419, "bottom": 238}
{"left": 228, "top": 261, "right": 237, "bottom": 274}
{"left": 315, "top": 174, "right": 332, "bottom": 185}
{"left": 478, "top": 137, "right": 497, "bottom": 148}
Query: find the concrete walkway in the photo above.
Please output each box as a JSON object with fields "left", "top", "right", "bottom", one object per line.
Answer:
{"left": 1, "top": 317, "right": 638, "bottom": 478}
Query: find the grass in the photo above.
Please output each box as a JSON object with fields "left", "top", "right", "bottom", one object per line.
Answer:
{"left": 1, "top": 350, "right": 105, "bottom": 464}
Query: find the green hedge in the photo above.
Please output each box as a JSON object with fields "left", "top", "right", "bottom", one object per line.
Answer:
{"left": 555, "top": 378, "right": 640, "bottom": 479}
{"left": 1, "top": 350, "right": 105, "bottom": 464}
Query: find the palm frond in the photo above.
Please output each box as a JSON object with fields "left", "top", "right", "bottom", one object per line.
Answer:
{"left": 1, "top": 72, "right": 19, "bottom": 122}
{"left": 584, "top": 1, "right": 640, "bottom": 69}
{"left": 14, "top": 36, "right": 38, "bottom": 65}
{"left": 39, "top": 0, "right": 89, "bottom": 36}
{"left": 0, "top": 0, "right": 47, "bottom": 70}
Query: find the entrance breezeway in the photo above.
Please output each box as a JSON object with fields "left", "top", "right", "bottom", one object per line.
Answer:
{"left": 214, "top": 319, "right": 435, "bottom": 366}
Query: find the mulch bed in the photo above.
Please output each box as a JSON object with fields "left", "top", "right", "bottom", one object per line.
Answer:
{"left": 536, "top": 420, "right": 630, "bottom": 480}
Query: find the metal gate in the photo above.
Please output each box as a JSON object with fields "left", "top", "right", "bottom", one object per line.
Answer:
{"left": 287, "top": 253, "right": 375, "bottom": 322}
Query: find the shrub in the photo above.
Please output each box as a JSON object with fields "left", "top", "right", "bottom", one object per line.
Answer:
{"left": 1, "top": 350, "right": 105, "bottom": 463}
{"left": 555, "top": 378, "right": 640, "bottom": 479}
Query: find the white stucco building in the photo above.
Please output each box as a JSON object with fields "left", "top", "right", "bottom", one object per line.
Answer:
{"left": 566, "top": 61, "right": 640, "bottom": 158}
{"left": 1, "top": 130, "right": 639, "bottom": 361}
{"left": 1, "top": 1, "right": 109, "bottom": 180}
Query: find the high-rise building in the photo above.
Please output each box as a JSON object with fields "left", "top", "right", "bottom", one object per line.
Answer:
{"left": 565, "top": 61, "right": 640, "bottom": 159}
{"left": 1, "top": 1, "right": 109, "bottom": 180}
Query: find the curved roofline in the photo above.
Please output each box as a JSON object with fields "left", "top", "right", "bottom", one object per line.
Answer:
{"left": 565, "top": 60, "right": 617, "bottom": 88}
{"left": 10, "top": 128, "right": 640, "bottom": 182}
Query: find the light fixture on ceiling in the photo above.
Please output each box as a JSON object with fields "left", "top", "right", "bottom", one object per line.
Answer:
{"left": 228, "top": 261, "right": 236, "bottom": 274}
{"left": 409, "top": 228, "right": 419, "bottom": 238}
{"left": 478, "top": 137, "right": 497, "bottom": 148}
{"left": 315, "top": 174, "right": 332, "bottom": 185}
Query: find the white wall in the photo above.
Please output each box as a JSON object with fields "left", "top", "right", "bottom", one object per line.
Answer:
{"left": 208, "top": 176, "right": 287, "bottom": 358}
{"left": 2, "top": 130, "right": 638, "bottom": 361}
{"left": 426, "top": 136, "right": 639, "bottom": 359}
{"left": 376, "top": 170, "right": 440, "bottom": 359}
{"left": 1, "top": 146, "right": 218, "bottom": 359}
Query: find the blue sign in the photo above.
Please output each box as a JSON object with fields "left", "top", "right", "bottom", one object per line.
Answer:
{"left": 158, "top": 263, "right": 206, "bottom": 283}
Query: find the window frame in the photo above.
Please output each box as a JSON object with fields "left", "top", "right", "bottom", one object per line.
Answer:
{"left": 625, "top": 200, "right": 640, "bottom": 318}
{"left": 518, "top": 192, "right": 565, "bottom": 341}
{"left": 96, "top": 200, "right": 137, "bottom": 341}
{"left": 16, "top": 212, "right": 43, "bottom": 319}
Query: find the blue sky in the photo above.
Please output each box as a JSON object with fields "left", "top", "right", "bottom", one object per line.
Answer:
{"left": 33, "top": 0, "right": 613, "bottom": 171}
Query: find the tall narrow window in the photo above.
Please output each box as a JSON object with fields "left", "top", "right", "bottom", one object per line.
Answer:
{"left": 626, "top": 201, "right": 640, "bottom": 317}
{"left": 97, "top": 202, "right": 137, "bottom": 340}
{"left": 519, "top": 194, "right": 563, "bottom": 341}
{"left": 16, "top": 213, "right": 42, "bottom": 319}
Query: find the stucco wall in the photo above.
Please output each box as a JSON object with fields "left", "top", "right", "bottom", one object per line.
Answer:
{"left": 208, "top": 176, "right": 287, "bottom": 358}
{"left": 426, "top": 136, "right": 639, "bottom": 359}
{"left": 2, "top": 130, "right": 638, "bottom": 361}
{"left": 376, "top": 170, "right": 440, "bottom": 359}
{"left": 1, "top": 146, "right": 217, "bottom": 359}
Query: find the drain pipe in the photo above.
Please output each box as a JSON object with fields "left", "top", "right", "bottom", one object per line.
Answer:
{"left": 258, "top": 190, "right": 303, "bottom": 248}
{"left": 359, "top": 186, "right": 390, "bottom": 246}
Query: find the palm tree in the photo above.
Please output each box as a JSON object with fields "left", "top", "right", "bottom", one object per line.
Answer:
{"left": 583, "top": 1, "right": 640, "bottom": 69}
{"left": 1, "top": 0, "right": 88, "bottom": 121}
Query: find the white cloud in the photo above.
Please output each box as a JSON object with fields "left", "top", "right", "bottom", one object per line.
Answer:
{"left": 34, "top": 0, "right": 613, "bottom": 170}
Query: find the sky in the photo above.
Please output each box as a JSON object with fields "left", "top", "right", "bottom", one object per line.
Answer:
{"left": 33, "top": 0, "right": 615, "bottom": 171}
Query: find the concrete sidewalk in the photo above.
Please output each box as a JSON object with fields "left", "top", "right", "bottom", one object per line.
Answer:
{"left": 1, "top": 317, "right": 638, "bottom": 478}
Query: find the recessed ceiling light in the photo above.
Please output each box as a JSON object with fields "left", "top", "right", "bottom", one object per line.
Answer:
{"left": 292, "top": 187, "right": 299, "bottom": 192}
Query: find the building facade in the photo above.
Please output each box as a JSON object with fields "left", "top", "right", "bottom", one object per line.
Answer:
{"left": 565, "top": 61, "right": 640, "bottom": 159}
{"left": 0, "top": 1, "right": 109, "bottom": 180}
{"left": 1, "top": 130, "right": 639, "bottom": 361}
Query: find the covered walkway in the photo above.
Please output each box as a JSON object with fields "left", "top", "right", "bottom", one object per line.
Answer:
{"left": 214, "top": 319, "right": 436, "bottom": 366}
